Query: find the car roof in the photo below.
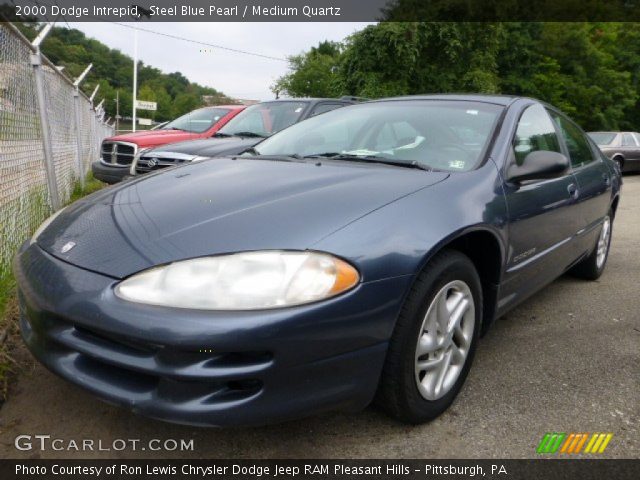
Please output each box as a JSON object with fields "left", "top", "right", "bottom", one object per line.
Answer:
{"left": 263, "top": 98, "right": 354, "bottom": 103}
{"left": 588, "top": 131, "right": 636, "bottom": 135}
{"left": 197, "top": 105, "right": 246, "bottom": 110}
{"left": 210, "top": 105, "right": 246, "bottom": 110}
{"left": 372, "top": 93, "right": 522, "bottom": 106}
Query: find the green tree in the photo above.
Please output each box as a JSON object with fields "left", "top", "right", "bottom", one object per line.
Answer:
{"left": 277, "top": 21, "right": 639, "bottom": 131}
{"left": 608, "top": 23, "right": 640, "bottom": 129}
{"left": 172, "top": 92, "right": 200, "bottom": 117}
{"left": 118, "top": 89, "right": 133, "bottom": 118}
{"left": 272, "top": 41, "right": 343, "bottom": 98}
{"left": 89, "top": 79, "right": 116, "bottom": 116}
{"left": 531, "top": 23, "right": 635, "bottom": 129}
{"left": 14, "top": 23, "right": 234, "bottom": 122}
{"left": 142, "top": 82, "right": 174, "bottom": 120}
{"left": 338, "top": 23, "right": 501, "bottom": 97}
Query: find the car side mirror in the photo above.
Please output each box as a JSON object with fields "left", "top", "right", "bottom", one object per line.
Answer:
{"left": 507, "top": 151, "right": 569, "bottom": 183}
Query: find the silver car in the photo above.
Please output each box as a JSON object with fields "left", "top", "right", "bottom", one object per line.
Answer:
{"left": 589, "top": 131, "right": 640, "bottom": 172}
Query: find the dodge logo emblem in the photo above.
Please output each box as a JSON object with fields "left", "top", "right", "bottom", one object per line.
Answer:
{"left": 61, "top": 241, "right": 76, "bottom": 253}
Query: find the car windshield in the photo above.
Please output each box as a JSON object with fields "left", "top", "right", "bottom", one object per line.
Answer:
{"left": 253, "top": 100, "right": 503, "bottom": 172}
{"left": 162, "top": 108, "right": 231, "bottom": 133}
{"left": 588, "top": 132, "right": 617, "bottom": 146}
{"left": 218, "top": 101, "right": 309, "bottom": 137}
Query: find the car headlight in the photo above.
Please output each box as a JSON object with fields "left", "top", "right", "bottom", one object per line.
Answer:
{"left": 30, "top": 207, "right": 68, "bottom": 245}
{"left": 114, "top": 251, "right": 359, "bottom": 310}
{"left": 191, "top": 155, "right": 211, "bottom": 162}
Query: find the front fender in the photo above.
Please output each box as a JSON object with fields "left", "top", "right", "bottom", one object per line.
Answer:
{"left": 312, "top": 162, "right": 508, "bottom": 283}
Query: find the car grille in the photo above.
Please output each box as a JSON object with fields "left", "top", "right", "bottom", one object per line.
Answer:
{"left": 135, "top": 155, "right": 189, "bottom": 174}
{"left": 101, "top": 141, "right": 137, "bottom": 166}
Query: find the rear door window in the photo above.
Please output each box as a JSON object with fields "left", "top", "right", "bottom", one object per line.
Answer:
{"left": 622, "top": 133, "right": 638, "bottom": 147}
{"left": 549, "top": 111, "right": 596, "bottom": 168}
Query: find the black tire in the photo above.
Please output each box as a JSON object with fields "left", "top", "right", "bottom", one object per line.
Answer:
{"left": 612, "top": 156, "right": 623, "bottom": 173}
{"left": 571, "top": 211, "right": 613, "bottom": 280}
{"left": 375, "top": 250, "right": 482, "bottom": 424}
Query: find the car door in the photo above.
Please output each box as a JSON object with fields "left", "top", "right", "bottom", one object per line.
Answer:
{"left": 631, "top": 133, "right": 640, "bottom": 169}
{"left": 621, "top": 132, "right": 640, "bottom": 162}
{"left": 501, "top": 104, "right": 581, "bottom": 306}
{"left": 548, "top": 110, "right": 612, "bottom": 256}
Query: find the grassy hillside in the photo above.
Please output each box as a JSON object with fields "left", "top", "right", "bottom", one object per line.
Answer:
{"left": 13, "top": 22, "right": 237, "bottom": 121}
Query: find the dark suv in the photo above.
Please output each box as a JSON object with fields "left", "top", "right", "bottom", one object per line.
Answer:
{"left": 131, "top": 97, "right": 360, "bottom": 176}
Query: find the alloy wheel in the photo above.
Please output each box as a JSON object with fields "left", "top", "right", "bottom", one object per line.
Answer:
{"left": 596, "top": 215, "right": 611, "bottom": 270}
{"left": 414, "top": 280, "right": 475, "bottom": 401}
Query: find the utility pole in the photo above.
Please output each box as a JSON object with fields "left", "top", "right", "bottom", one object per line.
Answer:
{"left": 115, "top": 90, "right": 120, "bottom": 132}
{"left": 132, "top": 29, "right": 138, "bottom": 132}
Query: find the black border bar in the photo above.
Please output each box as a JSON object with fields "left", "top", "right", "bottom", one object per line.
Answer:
{"left": 2, "top": 459, "right": 639, "bottom": 480}
{"left": 2, "top": 0, "right": 640, "bottom": 22}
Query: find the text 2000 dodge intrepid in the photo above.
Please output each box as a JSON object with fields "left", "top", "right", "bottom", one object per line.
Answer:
{"left": 14, "top": 95, "right": 620, "bottom": 426}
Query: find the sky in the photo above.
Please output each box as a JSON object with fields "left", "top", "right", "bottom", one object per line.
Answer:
{"left": 70, "top": 22, "right": 373, "bottom": 101}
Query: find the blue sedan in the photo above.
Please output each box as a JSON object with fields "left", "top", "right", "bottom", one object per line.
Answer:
{"left": 14, "top": 95, "right": 620, "bottom": 426}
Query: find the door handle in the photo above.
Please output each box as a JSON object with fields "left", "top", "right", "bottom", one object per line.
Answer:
{"left": 602, "top": 173, "right": 611, "bottom": 186}
{"left": 567, "top": 183, "right": 579, "bottom": 199}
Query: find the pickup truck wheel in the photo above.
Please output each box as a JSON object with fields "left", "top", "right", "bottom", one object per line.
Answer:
{"left": 571, "top": 213, "right": 612, "bottom": 280}
{"left": 375, "top": 250, "right": 482, "bottom": 424}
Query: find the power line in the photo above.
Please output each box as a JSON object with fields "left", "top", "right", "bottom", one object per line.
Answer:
{"left": 112, "top": 23, "right": 289, "bottom": 63}
{"left": 19, "top": 0, "right": 289, "bottom": 62}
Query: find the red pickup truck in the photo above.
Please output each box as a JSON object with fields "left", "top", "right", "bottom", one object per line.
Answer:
{"left": 92, "top": 105, "right": 245, "bottom": 184}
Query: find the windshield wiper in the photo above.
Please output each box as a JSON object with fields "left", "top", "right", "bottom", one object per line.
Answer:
{"left": 212, "top": 132, "right": 233, "bottom": 138}
{"left": 230, "top": 131, "right": 267, "bottom": 138}
{"left": 234, "top": 150, "right": 303, "bottom": 162}
{"left": 241, "top": 147, "right": 260, "bottom": 156}
{"left": 303, "top": 153, "right": 431, "bottom": 171}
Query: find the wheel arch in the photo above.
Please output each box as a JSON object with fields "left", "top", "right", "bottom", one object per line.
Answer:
{"left": 414, "top": 227, "right": 505, "bottom": 336}
{"left": 611, "top": 194, "right": 620, "bottom": 219}
{"left": 611, "top": 153, "right": 625, "bottom": 168}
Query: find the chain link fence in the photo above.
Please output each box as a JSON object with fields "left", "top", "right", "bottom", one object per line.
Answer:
{"left": 0, "top": 22, "right": 114, "bottom": 280}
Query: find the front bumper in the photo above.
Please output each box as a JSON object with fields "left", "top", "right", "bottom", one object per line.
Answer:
{"left": 14, "top": 243, "right": 411, "bottom": 426}
{"left": 91, "top": 161, "right": 130, "bottom": 184}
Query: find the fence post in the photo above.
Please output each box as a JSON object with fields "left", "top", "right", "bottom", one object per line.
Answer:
{"left": 72, "top": 87, "right": 86, "bottom": 188}
{"left": 30, "top": 46, "right": 61, "bottom": 211}
{"left": 89, "top": 85, "right": 100, "bottom": 164}
{"left": 72, "top": 64, "right": 92, "bottom": 189}
{"left": 89, "top": 84, "right": 100, "bottom": 103}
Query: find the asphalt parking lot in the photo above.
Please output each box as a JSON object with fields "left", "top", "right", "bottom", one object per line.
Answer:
{"left": 0, "top": 176, "right": 638, "bottom": 460}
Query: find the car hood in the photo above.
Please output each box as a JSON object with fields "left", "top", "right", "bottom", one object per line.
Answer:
{"left": 146, "top": 137, "right": 260, "bottom": 158}
{"left": 106, "top": 130, "right": 197, "bottom": 147}
{"left": 37, "top": 158, "right": 448, "bottom": 278}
